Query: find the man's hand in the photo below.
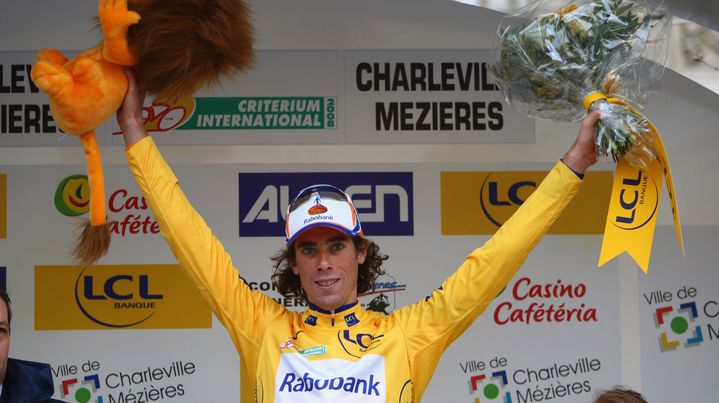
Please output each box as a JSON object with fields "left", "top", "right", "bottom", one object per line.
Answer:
{"left": 562, "top": 110, "right": 601, "bottom": 175}
{"left": 117, "top": 68, "right": 148, "bottom": 146}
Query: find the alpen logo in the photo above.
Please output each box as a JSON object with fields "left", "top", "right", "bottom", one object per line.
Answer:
{"left": 239, "top": 172, "right": 413, "bottom": 237}
{"left": 655, "top": 301, "right": 704, "bottom": 351}
{"left": 60, "top": 374, "right": 104, "bottom": 403}
{"left": 469, "top": 370, "right": 512, "bottom": 403}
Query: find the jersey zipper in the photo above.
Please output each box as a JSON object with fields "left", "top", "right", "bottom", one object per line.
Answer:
{"left": 330, "top": 310, "right": 335, "bottom": 326}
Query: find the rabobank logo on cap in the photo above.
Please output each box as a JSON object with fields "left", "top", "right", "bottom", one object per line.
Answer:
{"left": 239, "top": 172, "right": 413, "bottom": 237}
{"left": 307, "top": 196, "right": 329, "bottom": 216}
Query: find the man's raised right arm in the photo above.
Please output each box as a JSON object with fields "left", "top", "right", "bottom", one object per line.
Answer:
{"left": 118, "top": 68, "right": 284, "bottom": 348}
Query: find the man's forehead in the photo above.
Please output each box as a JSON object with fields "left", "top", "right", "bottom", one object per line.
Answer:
{"left": 0, "top": 299, "right": 8, "bottom": 321}
{"left": 293, "top": 227, "right": 352, "bottom": 245}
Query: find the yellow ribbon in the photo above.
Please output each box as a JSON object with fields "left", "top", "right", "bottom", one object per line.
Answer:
{"left": 583, "top": 91, "right": 684, "bottom": 272}
{"left": 559, "top": 5, "right": 578, "bottom": 15}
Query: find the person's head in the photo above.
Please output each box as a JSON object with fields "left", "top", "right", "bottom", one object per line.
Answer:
{"left": 271, "top": 185, "right": 387, "bottom": 311}
{"left": 0, "top": 285, "right": 11, "bottom": 385}
{"left": 595, "top": 387, "right": 647, "bottom": 403}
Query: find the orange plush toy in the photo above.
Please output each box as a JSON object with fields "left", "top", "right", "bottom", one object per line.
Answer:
{"left": 31, "top": 0, "right": 254, "bottom": 264}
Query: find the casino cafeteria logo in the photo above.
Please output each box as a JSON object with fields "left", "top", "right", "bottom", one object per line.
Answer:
{"left": 493, "top": 277, "right": 597, "bottom": 325}
{"left": 60, "top": 374, "right": 103, "bottom": 403}
{"left": 469, "top": 370, "right": 512, "bottom": 403}
{"left": 35, "top": 264, "right": 211, "bottom": 330}
{"left": 0, "top": 173, "right": 6, "bottom": 238}
{"left": 654, "top": 301, "right": 704, "bottom": 351}
{"left": 54, "top": 175, "right": 160, "bottom": 237}
{"left": 55, "top": 175, "right": 90, "bottom": 217}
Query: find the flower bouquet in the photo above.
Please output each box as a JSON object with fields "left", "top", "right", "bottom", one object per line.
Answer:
{"left": 489, "top": 0, "right": 683, "bottom": 271}
{"left": 489, "top": 0, "right": 671, "bottom": 169}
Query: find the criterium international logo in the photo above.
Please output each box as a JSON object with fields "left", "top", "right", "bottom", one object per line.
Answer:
{"left": 55, "top": 175, "right": 91, "bottom": 217}
{"left": 469, "top": 370, "right": 512, "bottom": 403}
{"left": 60, "top": 374, "right": 103, "bottom": 403}
{"left": 654, "top": 301, "right": 704, "bottom": 351}
{"left": 113, "top": 96, "right": 336, "bottom": 134}
{"left": 35, "top": 265, "right": 211, "bottom": 330}
{"left": 142, "top": 96, "right": 195, "bottom": 133}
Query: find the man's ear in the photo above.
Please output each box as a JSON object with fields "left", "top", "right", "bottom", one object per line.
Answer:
{"left": 288, "top": 245, "right": 300, "bottom": 275}
{"left": 357, "top": 239, "right": 368, "bottom": 265}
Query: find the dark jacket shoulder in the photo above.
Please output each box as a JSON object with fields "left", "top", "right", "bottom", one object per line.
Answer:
{"left": 0, "top": 358, "right": 64, "bottom": 403}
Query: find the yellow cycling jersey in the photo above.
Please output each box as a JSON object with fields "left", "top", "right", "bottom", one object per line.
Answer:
{"left": 126, "top": 137, "right": 582, "bottom": 402}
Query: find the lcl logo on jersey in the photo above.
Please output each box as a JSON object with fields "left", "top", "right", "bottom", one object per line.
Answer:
{"left": 239, "top": 172, "right": 413, "bottom": 237}
{"left": 338, "top": 330, "right": 384, "bottom": 358}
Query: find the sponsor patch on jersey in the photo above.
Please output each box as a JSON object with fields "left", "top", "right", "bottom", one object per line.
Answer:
{"left": 344, "top": 312, "right": 360, "bottom": 327}
{"left": 275, "top": 355, "right": 385, "bottom": 402}
{"left": 305, "top": 315, "right": 318, "bottom": 326}
{"left": 280, "top": 338, "right": 296, "bottom": 350}
{"left": 299, "top": 346, "right": 327, "bottom": 358}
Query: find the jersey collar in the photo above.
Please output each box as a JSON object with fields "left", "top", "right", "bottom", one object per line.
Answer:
{"left": 304, "top": 300, "right": 364, "bottom": 327}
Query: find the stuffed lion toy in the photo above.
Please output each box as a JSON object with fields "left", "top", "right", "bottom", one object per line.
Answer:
{"left": 31, "top": 0, "right": 254, "bottom": 264}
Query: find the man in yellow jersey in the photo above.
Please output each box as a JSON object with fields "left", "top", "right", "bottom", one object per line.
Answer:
{"left": 119, "top": 69, "right": 600, "bottom": 402}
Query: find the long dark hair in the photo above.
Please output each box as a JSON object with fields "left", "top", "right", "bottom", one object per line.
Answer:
{"left": 271, "top": 237, "right": 388, "bottom": 301}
